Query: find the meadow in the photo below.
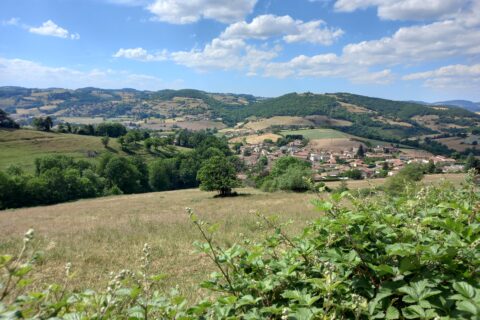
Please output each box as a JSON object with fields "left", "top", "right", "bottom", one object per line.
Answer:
{"left": 0, "top": 129, "right": 190, "bottom": 172}
{"left": 0, "top": 173, "right": 464, "bottom": 302}
{"left": 0, "top": 188, "right": 318, "bottom": 301}
{"left": 0, "top": 129, "right": 124, "bottom": 171}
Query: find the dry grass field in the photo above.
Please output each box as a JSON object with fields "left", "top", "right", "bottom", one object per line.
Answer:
{"left": 309, "top": 138, "right": 367, "bottom": 152}
{"left": 243, "top": 116, "right": 315, "bottom": 131}
{"left": 0, "top": 188, "right": 319, "bottom": 300}
{"left": 0, "top": 173, "right": 465, "bottom": 302}
{"left": 435, "top": 136, "right": 477, "bottom": 152}
{"left": 230, "top": 133, "right": 282, "bottom": 144}
{"left": 141, "top": 119, "right": 226, "bottom": 131}
{"left": 324, "top": 173, "right": 464, "bottom": 189}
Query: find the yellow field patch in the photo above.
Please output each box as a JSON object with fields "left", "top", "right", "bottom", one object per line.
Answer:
{"left": 230, "top": 133, "right": 282, "bottom": 144}
{"left": 244, "top": 116, "right": 315, "bottom": 131}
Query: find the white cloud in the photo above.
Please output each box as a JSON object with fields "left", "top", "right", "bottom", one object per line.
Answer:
{"left": 170, "top": 37, "right": 279, "bottom": 74}
{"left": 221, "top": 15, "right": 344, "bottom": 45}
{"left": 350, "top": 69, "right": 394, "bottom": 84}
{"left": 113, "top": 47, "right": 167, "bottom": 61}
{"left": 262, "top": 53, "right": 394, "bottom": 84}
{"left": 28, "top": 20, "right": 80, "bottom": 40}
{"left": 147, "top": 0, "right": 258, "bottom": 24}
{"left": 403, "top": 63, "right": 480, "bottom": 88}
{"left": 342, "top": 19, "right": 480, "bottom": 66}
{"left": 1, "top": 17, "right": 20, "bottom": 26}
{"left": 0, "top": 57, "right": 177, "bottom": 90}
{"left": 334, "top": 0, "right": 468, "bottom": 21}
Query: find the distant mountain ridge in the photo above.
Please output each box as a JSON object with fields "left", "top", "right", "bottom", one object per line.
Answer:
{"left": 1, "top": 86, "right": 480, "bottom": 144}
{"left": 434, "top": 100, "right": 480, "bottom": 112}
{"left": 408, "top": 99, "right": 480, "bottom": 112}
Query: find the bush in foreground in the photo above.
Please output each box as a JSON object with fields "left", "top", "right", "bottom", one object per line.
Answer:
{"left": 1, "top": 175, "right": 479, "bottom": 319}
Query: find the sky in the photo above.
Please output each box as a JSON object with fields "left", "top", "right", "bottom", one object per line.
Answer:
{"left": 0, "top": 0, "right": 479, "bottom": 102}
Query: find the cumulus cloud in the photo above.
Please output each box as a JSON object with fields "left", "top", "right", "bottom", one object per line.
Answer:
{"left": 262, "top": 53, "right": 394, "bottom": 84}
{"left": 170, "top": 37, "right": 279, "bottom": 74}
{"left": 342, "top": 19, "right": 480, "bottom": 66}
{"left": 334, "top": 0, "right": 468, "bottom": 21}
{"left": 29, "top": 20, "right": 80, "bottom": 39}
{"left": 113, "top": 47, "right": 167, "bottom": 61}
{"left": 403, "top": 63, "right": 480, "bottom": 88}
{"left": 147, "top": 0, "right": 258, "bottom": 24}
{"left": 221, "top": 15, "right": 344, "bottom": 45}
{"left": 0, "top": 57, "right": 179, "bottom": 90}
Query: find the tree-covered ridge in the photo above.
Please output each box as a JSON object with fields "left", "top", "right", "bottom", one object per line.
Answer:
{"left": 334, "top": 92, "right": 479, "bottom": 120}
{"left": 1, "top": 175, "right": 479, "bottom": 318}
{"left": 3, "top": 87, "right": 480, "bottom": 142}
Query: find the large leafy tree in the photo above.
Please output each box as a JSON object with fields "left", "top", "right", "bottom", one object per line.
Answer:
{"left": 197, "top": 155, "right": 239, "bottom": 196}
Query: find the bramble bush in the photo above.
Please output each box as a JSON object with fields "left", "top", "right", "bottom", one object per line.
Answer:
{"left": 1, "top": 174, "right": 479, "bottom": 319}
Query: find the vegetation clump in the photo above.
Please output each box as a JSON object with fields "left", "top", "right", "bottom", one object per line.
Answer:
{"left": 0, "top": 109, "right": 19, "bottom": 129}
{"left": 260, "top": 156, "right": 313, "bottom": 192}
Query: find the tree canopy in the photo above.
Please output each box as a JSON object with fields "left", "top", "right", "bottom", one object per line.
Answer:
{"left": 197, "top": 155, "right": 240, "bottom": 196}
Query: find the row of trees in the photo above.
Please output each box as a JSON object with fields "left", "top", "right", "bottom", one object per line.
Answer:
{"left": 0, "top": 131, "right": 240, "bottom": 209}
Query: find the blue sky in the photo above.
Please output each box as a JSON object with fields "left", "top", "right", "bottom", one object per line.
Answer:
{"left": 0, "top": 0, "right": 479, "bottom": 101}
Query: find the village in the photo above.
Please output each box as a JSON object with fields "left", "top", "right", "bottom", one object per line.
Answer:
{"left": 237, "top": 135, "right": 464, "bottom": 181}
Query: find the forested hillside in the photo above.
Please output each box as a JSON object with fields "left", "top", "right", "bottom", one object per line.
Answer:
{"left": 2, "top": 87, "right": 480, "bottom": 143}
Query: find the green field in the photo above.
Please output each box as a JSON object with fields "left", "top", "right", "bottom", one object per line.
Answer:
{"left": 0, "top": 129, "right": 190, "bottom": 172}
{"left": 280, "top": 128, "right": 350, "bottom": 139}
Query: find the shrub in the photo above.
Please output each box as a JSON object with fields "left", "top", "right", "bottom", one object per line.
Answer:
{"left": 384, "top": 163, "right": 426, "bottom": 194}
{"left": 261, "top": 156, "right": 312, "bottom": 192}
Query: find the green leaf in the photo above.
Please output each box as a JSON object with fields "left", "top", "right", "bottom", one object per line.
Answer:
{"left": 13, "top": 264, "right": 32, "bottom": 277}
{"left": 457, "top": 300, "right": 479, "bottom": 315}
{"left": 236, "top": 295, "right": 260, "bottom": 308}
{"left": 402, "top": 305, "right": 426, "bottom": 319}
{"left": 314, "top": 200, "right": 333, "bottom": 211}
{"left": 386, "top": 306, "right": 400, "bottom": 319}
{"left": 453, "top": 282, "right": 476, "bottom": 299}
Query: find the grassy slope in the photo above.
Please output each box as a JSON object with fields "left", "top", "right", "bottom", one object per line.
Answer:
{"left": 0, "top": 129, "right": 190, "bottom": 172}
{"left": 280, "top": 128, "right": 350, "bottom": 139}
{"left": 0, "top": 173, "right": 464, "bottom": 301}
{"left": 0, "top": 129, "right": 123, "bottom": 171}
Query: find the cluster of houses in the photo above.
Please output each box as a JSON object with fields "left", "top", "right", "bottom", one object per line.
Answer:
{"left": 239, "top": 139, "right": 463, "bottom": 181}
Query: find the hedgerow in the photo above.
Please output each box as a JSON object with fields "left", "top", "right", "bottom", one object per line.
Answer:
{"left": 1, "top": 174, "right": 479, "bottom": 319}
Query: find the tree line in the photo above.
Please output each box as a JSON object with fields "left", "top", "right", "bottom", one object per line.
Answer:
{"left": 0, "top": 130, "right": 240, "bottom": 209}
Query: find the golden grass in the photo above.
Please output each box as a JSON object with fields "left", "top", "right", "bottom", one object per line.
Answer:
{"left": 0, "top": 188, "right": 319, "bottom": 300}
{"left": 308, "top": 138, "right": 366, "bottom": 151}
{"left": 230, "top": 133, "right": 282, "bottom": 144}
{"left": 435, "top": 137, "right": 473, "bottom": 152}
{"left": 244, "top": 116, "right": 315, "bottom": 131}
{"left": 324, "top": 173, "right": 464, "bottom": 189}
{"left": 0, "top": 174, "right": 465, "bottom": 301}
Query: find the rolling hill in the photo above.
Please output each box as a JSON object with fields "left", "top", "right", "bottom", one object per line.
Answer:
{"left": 434, "top": 100, "right": 480, "bottom": 112}
{"left": 2, "top": 87, "right": 480, "bottom": 144}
